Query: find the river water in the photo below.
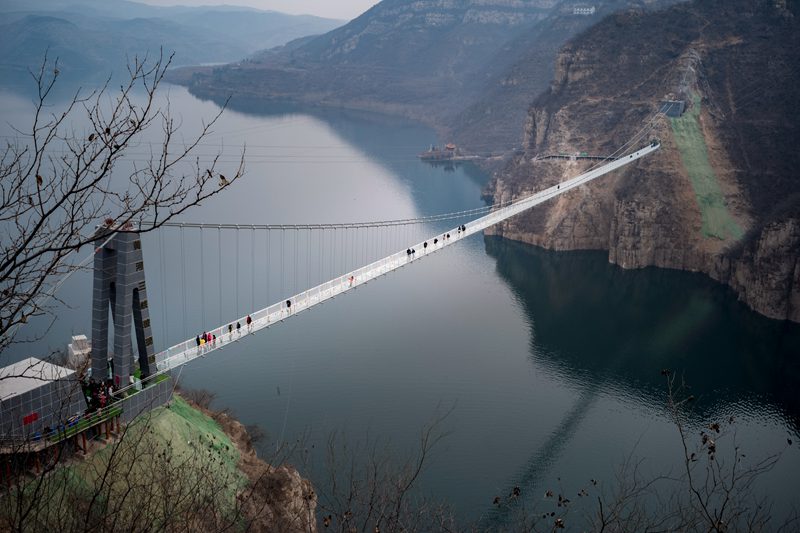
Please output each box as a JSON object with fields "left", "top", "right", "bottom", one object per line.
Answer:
{"left": 1, "top": 83, "right": 799, "bottom": 525}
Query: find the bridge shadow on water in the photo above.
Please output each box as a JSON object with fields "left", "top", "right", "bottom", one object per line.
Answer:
{"left": 480, "top": 235, "right": 800, "bottom": 526}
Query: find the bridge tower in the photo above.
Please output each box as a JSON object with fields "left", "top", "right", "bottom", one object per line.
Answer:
{"left": 91, "top": 222, "right": 156, "bottom": 387}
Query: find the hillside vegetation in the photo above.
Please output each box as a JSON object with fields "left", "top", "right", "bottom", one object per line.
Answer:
{"left": 177, "top": 0, "right": 679, "bottom": 154}
{"left": 670, "top": 94, "right": 743, "bottom": 241}
{"left": 1, "top": 394, "right": 316, "bottom": 532}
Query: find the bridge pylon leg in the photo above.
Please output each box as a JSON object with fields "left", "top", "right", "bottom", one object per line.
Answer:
{"left": 91, "top": 225, "right": 157, "bottom": 388}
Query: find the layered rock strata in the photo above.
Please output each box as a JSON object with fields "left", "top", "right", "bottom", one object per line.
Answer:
{"left": 487, "top": 0, "right": 800, "bottom": 322}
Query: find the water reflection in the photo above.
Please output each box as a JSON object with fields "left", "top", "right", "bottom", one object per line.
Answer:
{"left": 485, "top": 236, "right": 800, "bottom": 428}
{"left": 481, "top": 235, "right": 800, "bottom": 525}
{"left": 191, "top": 92, "right": 490, "bottom": 211}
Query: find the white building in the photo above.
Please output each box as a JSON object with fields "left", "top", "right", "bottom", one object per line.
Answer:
{"left": 67, "top": 335, "right": 91, "bottom": 363}
{"left": 574, "top": 6, "right": 596, "bottom": 15}
{"left": 0, "top": 357, "right": 85, "bottom": 439}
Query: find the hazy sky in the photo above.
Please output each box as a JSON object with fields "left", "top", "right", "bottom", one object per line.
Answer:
{"left": 137, "top": 0, "right": 379, "bottom": 20}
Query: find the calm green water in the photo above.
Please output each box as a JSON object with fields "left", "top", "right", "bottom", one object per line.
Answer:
{"left": 2, "top": 84, "right": 798, "bottom": 524}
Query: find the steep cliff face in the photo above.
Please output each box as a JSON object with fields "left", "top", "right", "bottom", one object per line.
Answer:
{"left": 488, "top": 0, "right": 800, "bottom": 321}
{"left": 725, "top": 218, "right": 800, "bottom": 322}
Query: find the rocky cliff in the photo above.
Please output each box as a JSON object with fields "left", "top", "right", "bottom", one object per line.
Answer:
{"left": 487, "top": 0, "right": 800, "bottom": 321}
{"left": 187, "top": 394, "right": 318, "bottom": 532}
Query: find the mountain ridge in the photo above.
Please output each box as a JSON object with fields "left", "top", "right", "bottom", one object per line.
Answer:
{"left": 0, "top": 1, "right": 343, "bottom": 86}
{"left": 177, "top": 0, "right": 677, "bottom": 153}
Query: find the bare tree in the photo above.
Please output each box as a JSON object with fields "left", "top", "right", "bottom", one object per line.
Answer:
{"left": 308, "top": 408, "right": 455, "bottom": 533}
{"left": 574, "top": 372, "right": 796, "bottom": 533}
{"left": 659, "top": 371, "right": 789, "bottom": 532}
{"left": 0, "top": 51, "right": 244, "bottom": 358}
{"left": 472, "top": 372, "right": 798, "bottom": 533}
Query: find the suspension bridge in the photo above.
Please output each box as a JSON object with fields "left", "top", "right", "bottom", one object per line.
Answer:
{"left": 0, "top": 111, "right": 663, "bottom": 447}
{"left": 103, "top": 139, "right": 661, "bottom": 398}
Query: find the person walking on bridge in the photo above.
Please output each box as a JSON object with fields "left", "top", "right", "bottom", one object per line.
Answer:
{"left": 236, "top": 321, "right": 241, "bottom": 336}
{"left": 246, "top": 315, "right": 252, "bottom": 331}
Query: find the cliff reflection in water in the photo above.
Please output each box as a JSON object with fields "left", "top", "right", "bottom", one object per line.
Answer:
{"left": 484, "top": 235, "right": 800, "bottom": 428}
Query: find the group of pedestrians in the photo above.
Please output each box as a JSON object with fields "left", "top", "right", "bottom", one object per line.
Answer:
{"left": 84, "top": 377, "right": 115, "bottom": 411}
{"left": 224, "top": 315, "right": 253, "bottom": 338}
{"left": 193, "top": 314, "right": 259, "bottom": 355}
{"left": 406, "top": 224, "right": 467, "bottom": 259}
{"left": 195, "top": 331, "right": 217, "bottom": 353}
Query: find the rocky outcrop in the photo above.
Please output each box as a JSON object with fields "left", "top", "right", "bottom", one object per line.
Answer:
{"left": 487, "top": 0, "right": 800, "bottom": 322}
{"left": 722, "top": 219, "right": 800, "bottom": 322}
{"left": 192, "top": 399, "right": 318, "bottom": 532}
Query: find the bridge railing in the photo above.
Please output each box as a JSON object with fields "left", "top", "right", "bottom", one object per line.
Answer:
{"left": 151, "top": 246, "right": 415, "bottom": 373}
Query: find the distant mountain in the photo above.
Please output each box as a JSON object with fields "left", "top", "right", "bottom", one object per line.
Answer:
{"left": 0, "top": 0, "right": 343, "bottom": 86}
{"left": 0, "top": 0, "right": 263, "bottom": 19}
{"left": 0, "top": 14, "right": 244, "bottom": 81}
{"left": 228, "top": 2, "right": 543, "bottom": 101}
{"left": 169, "top": 10, "right": 343, "bottom": 54}
{"left": 178, "top": 0, "right": 556, "bottom": 133}
{"left": 176, "top": 0, "right": 678, "bottom": 153}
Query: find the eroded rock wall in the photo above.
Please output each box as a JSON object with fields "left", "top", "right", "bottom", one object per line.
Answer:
{"left": 487, "top": 0, "right": 800, "bottom": 322}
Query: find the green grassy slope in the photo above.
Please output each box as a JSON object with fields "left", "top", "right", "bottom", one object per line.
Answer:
{"left": 670, "top": 95, "right": 743, "bottom": 241}
{"left": 10, "top": 395, "right": 248, "bottom": 531}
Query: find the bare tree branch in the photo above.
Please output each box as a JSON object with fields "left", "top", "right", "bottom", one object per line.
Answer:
{"left": 0, "top": 51, "right": 244, "bottom": 358}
